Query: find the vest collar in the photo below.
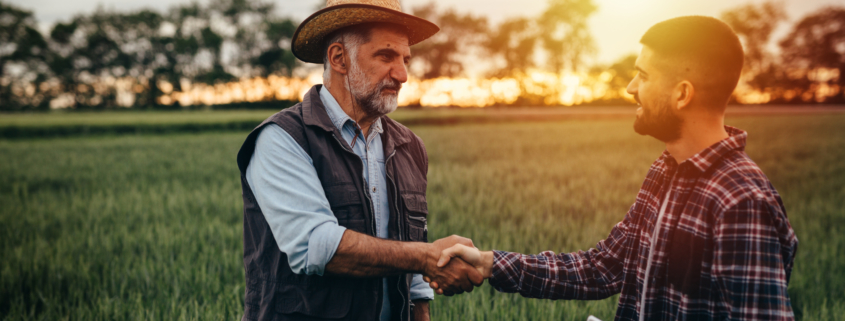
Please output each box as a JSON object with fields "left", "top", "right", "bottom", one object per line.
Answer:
{"left": 301, "top": 85, "right": 337, "bottom": 133}
{"left": 301, "top": 84, "right": 414, "bottom": 151}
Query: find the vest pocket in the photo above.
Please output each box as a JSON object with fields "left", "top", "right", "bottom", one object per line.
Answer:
{"left": 408, "top": 216, "right": 427, "bottom": 242}
{"left": 325, "top": 184, "right": 368, "bottom": 233}
{"left": 401, "top": 193, "right": 428, "bottom": 216}
{"left": 333, "top": 208, "right": 367, "bottom": 233}
{"left": 402, "top": 193, "right": 428, "bottom": 242}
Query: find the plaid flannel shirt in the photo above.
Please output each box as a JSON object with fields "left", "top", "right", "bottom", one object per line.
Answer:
{"left": 489, "top": 126, "right": 798, "bottom": 320}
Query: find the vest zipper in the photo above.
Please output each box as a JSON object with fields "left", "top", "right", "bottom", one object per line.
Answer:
{"left": 385, "top": 149, "right": 401, "bottom": 240}
{"left": 331, "top": 132, "right": 384, "bottom": 318}
{"left": 385, "top": 149, "right": 407, "bottom": 319}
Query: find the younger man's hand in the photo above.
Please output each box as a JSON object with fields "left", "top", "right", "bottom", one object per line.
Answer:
{"left": 435, "top": 244, "right": 494, "bottom": 281}
{"left": 421, "top": 235, "right": 484, "bottom": 295}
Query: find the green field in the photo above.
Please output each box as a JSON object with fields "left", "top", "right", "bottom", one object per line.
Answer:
{"left": 1, "top": 112, "right": 843, "bottom": 320}
{"left": 0, "top": 107, "right": 636, "bottom": 139}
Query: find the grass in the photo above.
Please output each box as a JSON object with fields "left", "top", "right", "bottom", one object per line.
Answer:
{"left": 0, "top": 107, "right": 639, "bottom": 139}
{"left": 1, "top": 112, "right": 843, "bottom": 320}
{"left": 0, "top": 110, "right": 277, "bottom": 139}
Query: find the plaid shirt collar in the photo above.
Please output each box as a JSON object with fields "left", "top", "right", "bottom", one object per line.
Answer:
{"left": 660, "top": 126, "right": 747, "bottom": 173}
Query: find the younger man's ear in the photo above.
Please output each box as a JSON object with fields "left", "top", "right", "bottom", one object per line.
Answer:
{"left": 674, "top": 80, "right": 695, "bottom": 110}
{"left": 327, "top": 43, "right": 348, "bottom": 75}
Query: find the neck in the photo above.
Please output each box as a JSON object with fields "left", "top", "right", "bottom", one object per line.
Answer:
{"left": 325, "top": 79, "right": 378, "bottom": 137}
{"left": 665, "top": 110, "right": 729, "bottom": 164}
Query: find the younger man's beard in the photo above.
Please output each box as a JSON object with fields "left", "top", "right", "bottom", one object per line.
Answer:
{"left": 633, "top": 94, "right": 683, "bottom": 143}
{"left": 346, "top": 61, "right": 401, "bottom": 117}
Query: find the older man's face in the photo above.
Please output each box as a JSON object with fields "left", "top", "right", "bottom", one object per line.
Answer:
{"left": 347, "top": 26, "right": 410, "bottom": 117}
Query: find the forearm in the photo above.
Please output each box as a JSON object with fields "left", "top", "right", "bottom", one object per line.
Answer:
{"left": 489, "top": 250, "right": 621, "bottom": 300}
{"left": 411, "top": 300, "right": 430, "bottom": 321}
{"left": 485, "top": 220, "right": 631, "bottom": 299}
{"left": 325, "top": 229, "right": 436, "bottom": 277}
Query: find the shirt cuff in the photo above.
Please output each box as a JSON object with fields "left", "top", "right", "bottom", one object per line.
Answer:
{"left": 488, "top": 250, "right": 523, "bottom": 293}
{"left": 409, "top": 274, "right": 435, "bottom": 301}
{"left": 303, "top": 221, "right": 347, "bottom": 276}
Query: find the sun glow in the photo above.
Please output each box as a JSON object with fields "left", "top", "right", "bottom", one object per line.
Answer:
{"left": 153, "top": 67, "right": 842, "bottom": 108}
{"left": 158, "top": 69, "right": 636, "bottom": 108}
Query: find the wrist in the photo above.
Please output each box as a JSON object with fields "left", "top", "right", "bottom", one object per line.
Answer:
{"left": 411, "top": 299, "right": 430, "bottom": 321}
{"left": 480, "top": 251, "right": 495, "bottom": 278}
{"left": 420, "top": 242, "right": 439, "bottom": 274}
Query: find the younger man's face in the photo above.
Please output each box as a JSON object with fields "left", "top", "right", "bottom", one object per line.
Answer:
{"left": 626, "top": 46, "right": 683, "bottom": 143}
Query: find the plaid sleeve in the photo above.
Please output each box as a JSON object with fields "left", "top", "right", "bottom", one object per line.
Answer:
{"left": 713, "top": 198, "right": 796, "bottom": 320}
{"left": 488, "top": 209, "right": 635, "bottom": 300}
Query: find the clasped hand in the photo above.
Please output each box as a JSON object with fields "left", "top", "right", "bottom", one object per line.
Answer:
{"left": 421, "top": 235, "right": 493, "bottom": 296}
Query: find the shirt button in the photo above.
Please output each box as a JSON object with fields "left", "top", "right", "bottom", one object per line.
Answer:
{"left": 372, "top": 186, "right": 377, "bottom": 193}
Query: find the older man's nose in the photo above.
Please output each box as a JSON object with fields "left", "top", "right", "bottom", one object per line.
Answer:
{"left": 391, "top": 63, "right": 408, "bottom": 83}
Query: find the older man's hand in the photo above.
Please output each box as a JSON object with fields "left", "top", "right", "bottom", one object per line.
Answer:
{"left": 421, "top": 235, "right": 484, "bottom": 295}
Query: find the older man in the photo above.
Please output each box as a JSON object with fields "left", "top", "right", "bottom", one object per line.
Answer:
{"left": 235, "top": 1, "right": 482, "bottom": 321}
{"left": 436, "top": 16, "right": 798, "bottom": 320}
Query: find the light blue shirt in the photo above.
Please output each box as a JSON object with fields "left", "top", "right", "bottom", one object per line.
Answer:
{"left": 246, "top": 86, "right": 434, "bottom": 320}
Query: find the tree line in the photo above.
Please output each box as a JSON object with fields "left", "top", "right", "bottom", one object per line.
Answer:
{"left": 1, "top": 0, "right": 297, "bottom": 110}
{"left": 1, "top": 0, "right": 844, "bottom": 110}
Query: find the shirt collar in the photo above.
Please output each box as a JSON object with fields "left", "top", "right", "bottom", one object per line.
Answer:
{"left": 319, "top": 86, "right": 383, "bottom": 136}
{"left": 662, "top": 126, "right": 747, "bottom": 173}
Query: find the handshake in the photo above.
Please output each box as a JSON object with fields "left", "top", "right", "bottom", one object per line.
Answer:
{"left": 420, "top": 235, "right": 494, "bottom": 296}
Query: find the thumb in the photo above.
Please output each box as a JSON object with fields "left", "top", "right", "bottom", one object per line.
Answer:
{"left": 437, "top": 244, "right": 466, "bottom": 267}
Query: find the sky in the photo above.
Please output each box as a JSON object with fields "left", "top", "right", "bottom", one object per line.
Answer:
{"left": 11, "top": 0, "right": 845, "bottom": 65}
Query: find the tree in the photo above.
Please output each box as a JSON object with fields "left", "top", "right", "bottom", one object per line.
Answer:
{"left": 602, "top": 53, "right": 637, "bottom": 102}
{"left": 410, "top": 3, "right": 488, "bottom": 79}
{"left": 0, "top": 1, "right": 51, "bottom": 110}
{"left": 776, "top": 7, "right": 845, "bottom": 103}
{"left": 720, "top": 1, "right": 786, "bottom": 91}
{"left": 46, "top": 8, "right": 166, "bottom": 108}
{"left": 36, "top": 0, "right": 299, "bottom": 109}
{"left": 484, "top": 0, "right": 596, "bottom": 77}
{"left": 538, "top": 0, "right": 597, "bottom": 73}
{"left": 485, "top": 17, "right": 539, "bottom": 77}
{"left": 252, "top": 19, "right": 297, "bottom": 77}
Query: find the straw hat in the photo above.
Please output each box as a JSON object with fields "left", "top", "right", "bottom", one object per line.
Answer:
{"left": 291, "top": 0, "right": 440, "bottom": 64}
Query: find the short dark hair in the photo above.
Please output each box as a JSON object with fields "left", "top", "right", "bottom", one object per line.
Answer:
{"left": 640, "top": 16, "right": 744, "bottom": 108}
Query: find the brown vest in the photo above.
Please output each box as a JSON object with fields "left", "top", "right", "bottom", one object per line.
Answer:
{"left": 236, "top": 85, "right": 429, "bottom": 321}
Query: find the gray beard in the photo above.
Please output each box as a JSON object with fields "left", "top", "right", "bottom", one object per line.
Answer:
{"left": 345, "top": 62, "right": 400, "bottom": 117}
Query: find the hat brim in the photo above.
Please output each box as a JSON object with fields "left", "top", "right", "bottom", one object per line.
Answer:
{"left": 291, "top": 4, "right": 439, "bottom": 64}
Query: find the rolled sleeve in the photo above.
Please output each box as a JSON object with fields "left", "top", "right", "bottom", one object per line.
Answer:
{"left": 305, "top": 221, "right": 347, "bottom": 275}
{"left": 246, "top": 124, "right": 345, "bottom": 275}
{"left": 409, "top": 274, "right": 435, "bottom": 301}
